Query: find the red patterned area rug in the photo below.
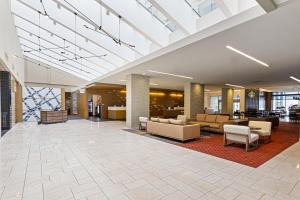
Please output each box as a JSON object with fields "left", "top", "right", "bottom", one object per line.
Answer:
{"left": 178, "top": 123, "right": 300, "bottom": 168}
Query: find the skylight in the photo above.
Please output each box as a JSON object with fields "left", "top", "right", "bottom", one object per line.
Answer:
{"left": 10, "top": 0, "right": 261, "bottom": 82}
{"left": 185, "top": 0, "right": 217, "bottom": 17}
{"left": 135, "top": 0, "right": 176, "bottom": 32}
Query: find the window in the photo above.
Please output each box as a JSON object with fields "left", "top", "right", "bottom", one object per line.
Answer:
{"left": 259, "top": 92, "right": 265, "bottom": 111}
{"left": 233, "top": 95, "right": 240, "bottom": 112}
{"left": 210, "top": 96, "right": 222, "bottom": 113}
{"left": 272, "top": 91, "right": 300, "bottom": 114}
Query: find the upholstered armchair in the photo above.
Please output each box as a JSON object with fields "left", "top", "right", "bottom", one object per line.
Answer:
{"left": 248, "top": 121, "right": 272, "bottom": 143}
{"left": 223, "top": 125, "right": 259, "bottom": 152}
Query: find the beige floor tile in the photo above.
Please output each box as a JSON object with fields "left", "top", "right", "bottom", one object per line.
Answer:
{"left": 0, "top": 120, "right": 299, "bottom": 200}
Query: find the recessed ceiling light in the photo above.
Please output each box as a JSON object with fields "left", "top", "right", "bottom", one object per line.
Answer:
{"left": 148, "top": 70, "right": 193, "bottom": 80}
{"left": 226, "top": 45, "right": 269, "bottom": 67}
{"left": 225, "top": 83, "right": 245, "bottom": 88}
{"left": 290, "top": 76, "right": 300, "bottom": 83}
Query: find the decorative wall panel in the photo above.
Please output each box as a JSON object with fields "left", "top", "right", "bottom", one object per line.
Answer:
{"left": 245, "top": 88, "right": 259, "bottom": 111}
{"left": 22, "top": 86, "right": 61, "bottom": 122}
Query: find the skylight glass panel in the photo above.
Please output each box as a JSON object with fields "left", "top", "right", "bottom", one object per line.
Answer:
{"left": 135, "top": 0, "right": 177, "bottom": 32}
{"left": 185, "top": 0, "right": 217, "bottom": 17}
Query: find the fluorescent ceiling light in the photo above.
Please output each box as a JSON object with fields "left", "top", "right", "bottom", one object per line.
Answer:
{"left": 290, "top": 76, "right": 300, "bottom": 83}
{"left": 260, "top": 88, "right": 272, "bottom": 92}
{"left": 225, "top": 83, "right": 245, "bottom": 88}
{"left": 226, "top": 45, "right": 269, "bottom": 67}
{"left": 119, "top": 79, "right": 158, "bottom": 86}
{"left": 148, "top": 70, "right": 193, "bottom": 80}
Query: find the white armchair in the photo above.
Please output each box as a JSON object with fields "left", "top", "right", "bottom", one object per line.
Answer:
{"left": 177, "top": 115, "right": 187, "bottom": 124}
{"left": 248, "top": 121, "right": 272, "bottom": 143}
{"left": 139, "top": 117, "right": 149, "bottom": 130}
{"left": 224, "top": 125, "right": 259, "bottom": 152}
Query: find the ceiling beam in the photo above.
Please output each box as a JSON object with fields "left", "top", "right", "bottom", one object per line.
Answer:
{"left": 14, "top": 0, "right": 130, "bottom": 63}
{"left": 21, "top": 43, "right": 95, "bottom": 77}
{"left": 14, "top": 25, "right": 116, "bottom": 70}
{"left": 93, "top": 0, "right": 169, "bottom": 46}
{"left": 48, "top": 0, "right": 144, "bottom": 57}
{"left": 23, "top": 53, "right": 89, "bottom": 79}
{"left": 23, "top": 48, "right": 94, "bottom": 80}
{"left": 256, "top": 0, "right": 277, "bottom": 12}
{"left": 18, "top": 36, "right": 104, "bottom": 75}
{"left": 16, "top": 26, "right": 111, "bottom": 72}
{"left": 215, "top": 0, "right": 233, "bottom": 18}
{"left": 12, "top": 13, "right": 119, "bottom": 68}
{"left": 148, "top": 0, "right": 197, "bottom": 34}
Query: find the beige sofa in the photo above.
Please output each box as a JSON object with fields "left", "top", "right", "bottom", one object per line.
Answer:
{"left": 147, "top": 121, "right": 200, "bottom": 141}
{"left": 195, "top": 114, "right": 231, "bottom": 133}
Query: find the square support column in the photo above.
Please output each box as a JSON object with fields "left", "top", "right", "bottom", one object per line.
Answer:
{"left": 222, "top": 88, "right": 234, "bottom": 114}
{"left": 264, "top": 92, "right": 272, "bottom": 111}
{"left": 184, "top": 83, "right": 205, "bottom": 119}
{"left": 126, "top": 74, "right": 149, "bottom": 128}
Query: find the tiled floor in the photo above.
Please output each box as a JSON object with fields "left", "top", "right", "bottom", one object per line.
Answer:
{"left": 0, "top": 120, "right": 300, "bottom": 200}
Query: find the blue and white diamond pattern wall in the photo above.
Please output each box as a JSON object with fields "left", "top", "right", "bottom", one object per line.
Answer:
{"left": 22, "top": 86, "right": 61, "bottom": 122}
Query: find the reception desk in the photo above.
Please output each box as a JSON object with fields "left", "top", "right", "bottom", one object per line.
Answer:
{"left": 40, "top": 110, "right": 68, "bottom": 124}
{"left": 108, "top": 107, "right": 126, "bottom": 120}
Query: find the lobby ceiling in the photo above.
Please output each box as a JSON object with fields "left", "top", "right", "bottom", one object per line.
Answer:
{"left": 96, "top": 0, "right": 300, "bottom": 92}
{"left": 11, "top": 0, "right": 262, "bottom": 81}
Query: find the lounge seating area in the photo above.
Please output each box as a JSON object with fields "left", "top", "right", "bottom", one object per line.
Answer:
{"left": 143, "top": 113, "right": 278, "bottom": 153}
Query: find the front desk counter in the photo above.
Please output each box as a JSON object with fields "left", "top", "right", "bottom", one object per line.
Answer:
{"left": 108, "top": 107, "right": 126, "bottom": 120}
{"left": 40, "top": 110, "right": 68, "bottom": 124}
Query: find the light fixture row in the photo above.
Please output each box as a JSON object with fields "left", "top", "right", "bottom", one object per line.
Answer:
{"left": 226, "top": 45, "right": 269, "bottom": 67}
{"left": 119, "top": 79, "right": 158, "bottom": 86}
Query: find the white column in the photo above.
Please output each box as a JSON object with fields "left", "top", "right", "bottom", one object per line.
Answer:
{"left": 184, "top": 83, "right": 205, "bottom": 119}
{"left": 126, "top": 74, "right": 149, "bottom": 128}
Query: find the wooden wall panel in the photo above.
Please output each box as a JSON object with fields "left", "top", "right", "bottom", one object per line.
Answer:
{"left": 77, "top": 92, "right": 88, "bottom": 119}
{"left": 86, "top": 88, "right": 126, "bottom": 119}
{"left": 61, "top": 88, "right": 65, "bottom": 110}
{"left": 149, "top": 89, "right": 183, "bottom": 117}
{"left": 85, "top": 87, "right": 183, "bottom": 119}
{"left": 15, "top": 81, "right": 23, "bottom": 123}
{"left": 265, "top": 92, "right": 272, "bottom": 111}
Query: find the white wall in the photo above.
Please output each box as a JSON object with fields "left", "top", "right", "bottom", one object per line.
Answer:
{"left": 24, "top": 57, "right": 87, "bottom": 88}
{"left": 0, "top": 0, "right": 24, "bottom": 84}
